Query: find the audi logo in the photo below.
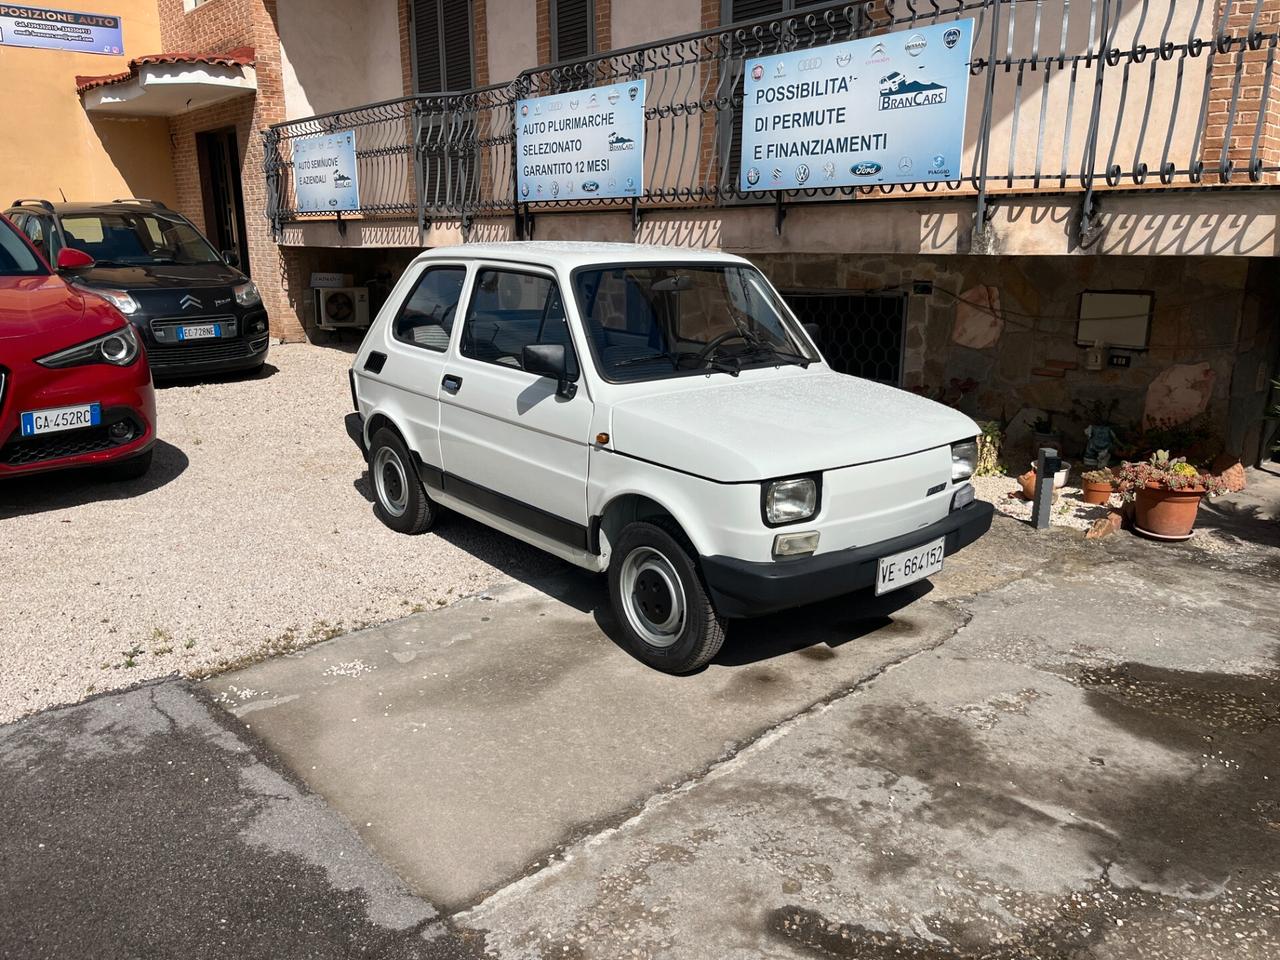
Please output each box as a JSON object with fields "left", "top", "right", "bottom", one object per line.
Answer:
{"left": 798, "top": 57, "right": 823, "bottom": 71}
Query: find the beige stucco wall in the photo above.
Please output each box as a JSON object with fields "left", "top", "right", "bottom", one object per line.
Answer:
{"left": 277, "top": 0, "right": 402, "bottom": 119}
{"left": 0, "top": 0, "right": 177, "bottom": 206}
{"left": 484, "top": 0, "right": 539, "bottom": 82}
{"left": 612, "top": 0, "right": 701, "bottom": 51}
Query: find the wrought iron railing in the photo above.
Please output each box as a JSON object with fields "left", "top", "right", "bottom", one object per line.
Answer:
{"left": 263, "top": 0, "right": 1280, "bottom": 240}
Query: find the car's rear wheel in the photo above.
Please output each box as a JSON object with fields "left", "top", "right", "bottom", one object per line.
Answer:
{"left": 101, "top": 449, "right": 153, "bottom": 483}
{"left": 609, "top": 520, "right": 725, "bottom": 673}
{"left": 369, "top": 428, "right": 435, "bottom": 535}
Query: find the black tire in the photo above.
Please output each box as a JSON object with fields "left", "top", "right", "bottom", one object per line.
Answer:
{"left": 608, "top": 519, "right": 726, "bottom": 673}
{"left": 101, "top": 448, "right": 153, "bottom": 482}
{"left": 368, "top": 428, "right": 436, "bottom": 535}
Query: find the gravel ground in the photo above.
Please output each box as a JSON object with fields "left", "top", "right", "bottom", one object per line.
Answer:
{"left": 971, "top": 473, "right": 1116, "bottom": 531}
{"left": 0, "top": 344, "right": 561, "bottom": 724}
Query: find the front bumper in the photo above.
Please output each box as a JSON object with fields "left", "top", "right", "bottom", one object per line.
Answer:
{"left": 701, "top": 500, "right": 995, "bottom": 618}
{"left": 135, "top": 312, "right": 269, "bottom": 378}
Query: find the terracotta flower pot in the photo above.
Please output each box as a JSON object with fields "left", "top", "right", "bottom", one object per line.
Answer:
{"left": 1082, "top": 481, "right": 1113, "bottom": 505}
{"left": 1134, "top": 484, "right": 1205, "bottom": 538}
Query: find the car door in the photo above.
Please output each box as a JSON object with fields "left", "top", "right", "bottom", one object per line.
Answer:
{"left": 437, "top": 264, "right": 593, "bottom": 546}
{"left": 371, "top": 261, "right": 471, "bottom": 472}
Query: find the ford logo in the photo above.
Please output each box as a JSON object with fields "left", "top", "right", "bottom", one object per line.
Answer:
{"left": 850, "top": 162, "right": 882, "bottom": 177}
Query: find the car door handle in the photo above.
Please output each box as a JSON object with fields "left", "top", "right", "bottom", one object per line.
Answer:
{"left": 442, "top": 374, "right": 463, "bottom": 393}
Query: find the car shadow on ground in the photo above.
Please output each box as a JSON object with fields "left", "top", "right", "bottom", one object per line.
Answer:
{"left": 153, "top": 362, "right": 278, "bottom": 388}
{"left": 0, "top": 439, "right": 189, "bottom": 519}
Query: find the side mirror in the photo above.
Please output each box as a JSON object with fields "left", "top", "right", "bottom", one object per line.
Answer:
{"left": 221, "top": 249, "right": 239, "bottom": 268}
{"left": 522, "top": 343, "right": 577, "bottom": 399}
{"left": 56, "top": 247, "right": 94, "bottom": 271}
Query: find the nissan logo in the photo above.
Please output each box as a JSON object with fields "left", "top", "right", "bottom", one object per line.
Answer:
{"left": 180, "top": 295, "right": 202, "bottom": 310}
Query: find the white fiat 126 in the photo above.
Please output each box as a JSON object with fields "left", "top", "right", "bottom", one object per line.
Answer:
{"left": 349, "top": 242, "right": 993, "bottom": 673}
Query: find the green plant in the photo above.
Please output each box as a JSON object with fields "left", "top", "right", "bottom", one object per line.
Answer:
{"left": 1115, "top": 450, "right": 1226, "bottom": 501}
{"left": 975, "top": 420, "right": 1003, "bottom": 476}
{"left": 1081, "top": 467, "right": 1115, "bottom": 485}
{"left": 120, "top": 644, "right": 145, "bottom": 669}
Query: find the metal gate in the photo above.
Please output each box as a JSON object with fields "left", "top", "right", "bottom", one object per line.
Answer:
{"left": 783, "top": 291, "right": 907, "bottom": 386}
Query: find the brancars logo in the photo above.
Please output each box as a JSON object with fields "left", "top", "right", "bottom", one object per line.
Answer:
{"left": 608, "top": 132, "right": 635, "bottom": 152}
{"left": 850, "top": 161, "right": 882, "bottom": 177}
{"left": 905, "top": 34, "right": 927, "bottom": 57}
{"left": 943, "top": 27, "right": 962, "bottom": 49}
{"left": 879, "top": 76, "right": 949, "bottom": 111}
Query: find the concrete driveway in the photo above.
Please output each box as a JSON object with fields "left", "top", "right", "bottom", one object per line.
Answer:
{"left": 3, "top": 502, "right": 1277, "bottom": 958}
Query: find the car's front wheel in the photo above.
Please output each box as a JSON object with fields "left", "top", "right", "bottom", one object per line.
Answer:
{"left": 608, "top": 520, "right": 725, "bottom": 673}
{"left": 368, "top": 428, "right": 436, "bottom": 535}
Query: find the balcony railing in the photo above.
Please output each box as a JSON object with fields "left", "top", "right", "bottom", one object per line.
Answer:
{"left": 263, "top": 0, "right": 1280, "bottom": 241}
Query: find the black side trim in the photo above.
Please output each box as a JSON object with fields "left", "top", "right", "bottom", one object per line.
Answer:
{"left": 701, "top": 500, "right": 994, "bottom": 619}
{"left": 363, "top": 351, "right": 387, "bottom": 374}
{"left": 407, "top": 455, "right": 589, "bottom": 552}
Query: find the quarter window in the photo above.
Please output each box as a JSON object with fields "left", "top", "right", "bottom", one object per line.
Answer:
{"left": 461, "top": 269, "right": 578, "bottom": 378}
{"left": 393, "top": 265, "right": 467, "bottom": 351}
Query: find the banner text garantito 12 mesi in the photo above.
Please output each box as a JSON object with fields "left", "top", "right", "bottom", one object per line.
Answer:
{"left": 517, "top": 79, "right": 646, "bottom": 203}
{"left": 0, "top": 4, "right": 122, "bottom": 55}
{"left": 740, "top": 20, "right": 973, "bottom": 192}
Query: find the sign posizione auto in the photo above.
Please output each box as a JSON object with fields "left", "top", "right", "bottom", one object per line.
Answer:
{"left": 291, "top": 130, "right": 361, "bottom": 213}
{"left": 739, "top": 20, "right": 973, "bottom": 192}
{"left": 0, "top": 4, "right": 123, "bottom": 55}
{"left": 516, "top": 79, "right": 646, "bottom": 202}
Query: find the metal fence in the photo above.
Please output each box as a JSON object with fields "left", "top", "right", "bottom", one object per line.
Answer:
{"left": 263, "top": 0, "right": 1280, "bottom": 239}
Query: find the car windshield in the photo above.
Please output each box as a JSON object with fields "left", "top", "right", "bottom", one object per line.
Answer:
{"left": 58, "top": 211, "right": 222, "bottom": 266}
{"left": 573, "top": 264, "right": 814, "bottom": 382}
{"left": 0, "top": 219, "right": 47, "bottom": 276}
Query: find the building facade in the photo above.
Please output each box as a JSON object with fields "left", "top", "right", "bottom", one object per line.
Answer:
{"left": 3, "top": 0, "right": 1279, "bottom": 463}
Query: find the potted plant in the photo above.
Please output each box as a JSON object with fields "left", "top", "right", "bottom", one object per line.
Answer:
{"left": 1030, "top": 413, "right": 1062, "bottom": 461}
{"left": 1080, "top": 468, "right": 1115, "bottom": 505}
{"left": 975, "top": 419, "right": 1004, "bottom": 477}
{"left": 1116, "top": 451, "right": 1226, "bottom": 539}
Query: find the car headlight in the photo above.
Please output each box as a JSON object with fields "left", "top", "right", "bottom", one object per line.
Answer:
{"left": 92, "top": 288, "right": 140, "bottom": 316}
{"left": 763, "top": 477, "right": 818, "bottom": 526}
{"left": 38, "top": 325, "right": 140, "bottom": 368}
{"left": 951, "top": 439, "right": 978, "bottom": 482}
{"left": 234, "top": 281, "right": 261, "bottom": 307}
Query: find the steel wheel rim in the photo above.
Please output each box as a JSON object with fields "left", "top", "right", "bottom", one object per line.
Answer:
{"left": 373, "top": 446, "right": 409, "bottom": 518}
{"left": 620, "top": 546, "right": 686, "bottom": 649}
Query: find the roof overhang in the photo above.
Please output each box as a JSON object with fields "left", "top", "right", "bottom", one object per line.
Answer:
{"left": 77, "top": 48, "right": 256, "bottom": 117}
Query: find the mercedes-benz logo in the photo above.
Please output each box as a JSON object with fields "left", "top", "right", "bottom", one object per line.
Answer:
{"left": 180, "top": 295, "right": 202, "bottom": 310}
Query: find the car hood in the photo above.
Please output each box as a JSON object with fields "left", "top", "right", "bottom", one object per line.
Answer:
{"left": 74, "top": 261, "right": 243, "bottom": 291}
{"left": 608, "top": 367, "right": 980, "bottom": 482}
{"left": 0, "top": 275, "right": 86, "bottom": 341}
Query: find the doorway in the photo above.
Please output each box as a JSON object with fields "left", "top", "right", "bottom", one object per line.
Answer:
{"left": 784, "top": 290, "right": 908, "bottom": 386}
{"left": 196, "top": 128, "right": 250, "bottom": 275}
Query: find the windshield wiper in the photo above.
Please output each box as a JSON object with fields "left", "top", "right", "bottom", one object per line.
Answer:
{"left": 612, "top": 352, "right": 680, "bottom": 369}
{"left": 703, "top": 355, "right": 741, "bottom": 377}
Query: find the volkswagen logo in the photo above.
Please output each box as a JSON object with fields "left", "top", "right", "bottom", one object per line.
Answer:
{"left": 179, "top": 294, "right": 202, "bottom": 310}
{"left": 795, "top": 163, "right": 810, "bottom": 185}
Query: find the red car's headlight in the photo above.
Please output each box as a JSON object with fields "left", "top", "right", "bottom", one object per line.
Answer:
{"left": 37, "top": 325, "right": 141, "bottom": 369}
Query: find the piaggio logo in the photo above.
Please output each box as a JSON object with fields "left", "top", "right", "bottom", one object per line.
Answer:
{"left": 850, "top": 162, "right": 882, "bottom": 177}
{"left": 179, "top": 295, "right": 202, "bottom": 310}
{"left": 879, "top": 78, "right": 949, "bottom": 111}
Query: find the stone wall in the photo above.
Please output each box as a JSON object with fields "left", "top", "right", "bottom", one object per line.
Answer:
{"left": 754, "top": 253, "right": 1259, "bottom": 461}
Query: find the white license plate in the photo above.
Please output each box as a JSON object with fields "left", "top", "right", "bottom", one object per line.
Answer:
{"left": 20, "top": 402, "right": 102, "bottom": 437}
{"left": 178, "top": 323, "right": 220, "bottom": 341}
{"left": 876, "top": 537, "right": 945, "bottom": 596}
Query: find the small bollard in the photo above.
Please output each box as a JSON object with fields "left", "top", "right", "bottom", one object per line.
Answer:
{"left": 1032, "top": 447, "right": 1060, "bottom": 530}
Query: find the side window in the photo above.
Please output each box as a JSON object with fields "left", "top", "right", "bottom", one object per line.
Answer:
{"left": 393, "top": 265, "right": 467, "bottom": 352}
{"left": 22, "top": 216, "right": 48, "bottom": 261}
{"left": 461, "top": 269, "right": 579, "bottom": 378}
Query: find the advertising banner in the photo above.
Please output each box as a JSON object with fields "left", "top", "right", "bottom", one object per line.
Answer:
{"left": 516, "top": 79, "right": 646, "bottom": 203}
{"left": 740, "top": 20, "right": 974, "bottom": 192}
{"left": 0, "top": 4, "right": 123, "bottom": 55}
{"left": 292, "top": 131, "right": 361, "bottom": 214}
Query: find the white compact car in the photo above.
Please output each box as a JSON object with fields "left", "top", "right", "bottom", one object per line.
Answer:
{"left": 349, "top": 242, "right": 993, "bottom": 673}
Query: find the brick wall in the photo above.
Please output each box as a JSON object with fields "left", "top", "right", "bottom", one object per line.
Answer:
{"left": 1203, "top": 0, "right": 1280, "bottom": 182}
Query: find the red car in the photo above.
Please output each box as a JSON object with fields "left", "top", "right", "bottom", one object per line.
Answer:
{"left": 0, "top": 213, "right": 155, "bottom": 481}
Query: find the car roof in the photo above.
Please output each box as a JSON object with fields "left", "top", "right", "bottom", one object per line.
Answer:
{"left": 5, "top": 202, "right": 180, "bottom": 217}
{"left": 416, "top": 241, "right": 754, "bottom": 271}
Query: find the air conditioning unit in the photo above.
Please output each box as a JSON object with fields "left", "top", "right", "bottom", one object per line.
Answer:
{"left": 314, "top": 286, "right": 370, "bottom": 330}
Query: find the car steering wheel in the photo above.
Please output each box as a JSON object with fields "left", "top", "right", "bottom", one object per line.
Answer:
{"left": 693, "top": 331, "right": 750, "bottom": 365}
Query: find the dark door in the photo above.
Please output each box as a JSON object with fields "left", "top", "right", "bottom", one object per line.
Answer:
{"left": 784, "top": 290, "right": 907, "bottom": 385}
{"left": 196, "top": 128, "right": 250, "bottom": 275}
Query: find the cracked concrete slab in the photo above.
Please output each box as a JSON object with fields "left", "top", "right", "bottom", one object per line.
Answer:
{"left": 459, "top": 533, "right": 1280, "bottom": 959}
{"left": 0, "top": 682, "right": 458, "bottom": 959}
{"left": 205, "top": 569, "right": 969, "bottom": 910}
